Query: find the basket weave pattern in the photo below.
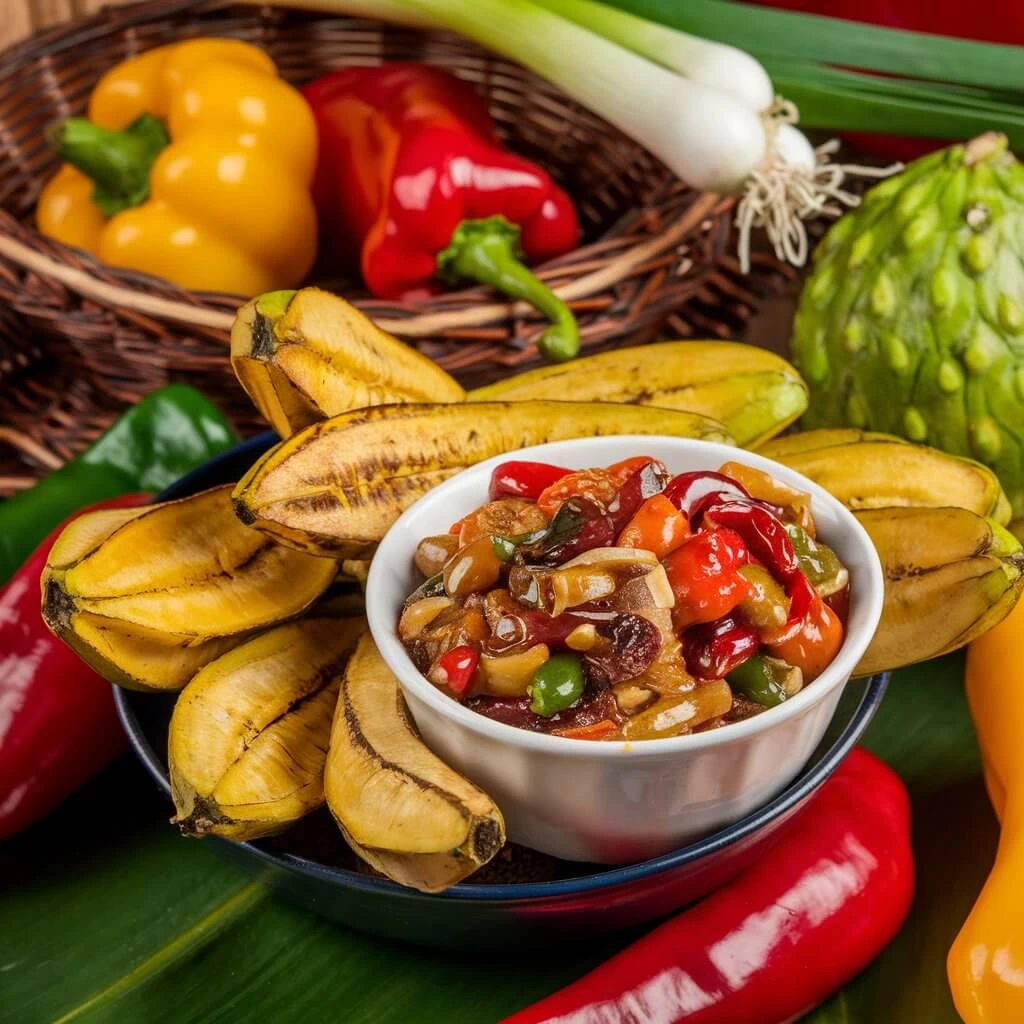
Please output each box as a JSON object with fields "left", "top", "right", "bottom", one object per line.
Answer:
{"left": 0, "top": 0, "right": 795, "bottom": 491}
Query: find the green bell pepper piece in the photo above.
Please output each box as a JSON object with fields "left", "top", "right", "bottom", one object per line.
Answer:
{"left": 727, "top": 653, "right": 797, "bottom": 708}
{"left": 0, "top": 384, "right": 237, "bottom": 583}
{"left": 530, "top": 652, "right": 586, "bottom": 717}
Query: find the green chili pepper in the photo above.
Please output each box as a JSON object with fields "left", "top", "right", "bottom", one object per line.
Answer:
{"left": 530, "top": 652, "right": 585, "bottom": 717}
{"left": 0, "top": 384, "right": 237, "bottom": 583}
{"left": 784, "top": 522, "right": 847, "bottom": 596}
{"left": 727, "top": 654, "right": 799, "bottom": 708}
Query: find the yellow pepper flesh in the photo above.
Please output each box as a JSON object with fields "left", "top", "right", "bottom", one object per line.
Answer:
{"left": 37, "top": 39, "right": 317, "bottom": 296}
{"left": 950, "top": 594, "right": 1024, "bottom": 1022}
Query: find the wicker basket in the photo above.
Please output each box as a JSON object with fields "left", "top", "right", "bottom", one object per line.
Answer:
{"left": 0, "top": 0, "right": 798, "bottom": 490}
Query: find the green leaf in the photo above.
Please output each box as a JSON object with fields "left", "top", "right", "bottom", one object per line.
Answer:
{"left": 0, "top": 654, "right": 994, "bottom": 1022}
{"left": 606, "top": 0, "right": 1024, "bottom": 92}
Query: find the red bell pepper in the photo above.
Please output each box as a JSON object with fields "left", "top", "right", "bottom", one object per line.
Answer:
{"left": 663, "top": 528, "right": 751, "bottom": 628}
{"left": 0, "top": 494, "right": 148, "bottom": 839}
{"left": 490, "top": 460, "right": 570, "bottom": 502}
{"left": 502, "top": 746, "right": 914, "bottom": 1024}
{"left": 303, "top": 64, "right": 581, "bottom": 361}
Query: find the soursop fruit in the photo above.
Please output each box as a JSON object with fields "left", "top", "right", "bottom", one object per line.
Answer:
{"left": 791, "top": 133, "right": 1024, "bottom": 532}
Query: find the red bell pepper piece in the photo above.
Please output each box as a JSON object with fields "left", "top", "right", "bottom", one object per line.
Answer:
{"left": 501, "top": 746, "right": 914, "bottom": 1024}
{"left": 769, "top": 594, "right": 845, "bottom": 682}
{"left": 489, "top": 460, "right": 570, "bottom": 501}
{"left": 682, "top": 614, "right": 760, "bottom": 680}
{"left": 616, "top": 493, "right": 690, "bottom": 559}
{"left": 435, "top": 644, "right": 480, "bottom": 696}
{"left": 302, "top": 65, "right": 581, "bottom": 360}
{"left": 663, "top": 528, "right": 751, "bottom": 628}
{"left": 0, "top": 494, "right": 149, "bottom": 839}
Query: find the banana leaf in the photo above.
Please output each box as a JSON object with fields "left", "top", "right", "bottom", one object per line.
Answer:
{"left": 0, "top": 654, "right": 991, "bottom": 1023}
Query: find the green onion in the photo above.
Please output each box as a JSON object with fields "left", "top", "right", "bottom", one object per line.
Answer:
{"left": 606, "top": 0, "right": 1024, "bottom": 93}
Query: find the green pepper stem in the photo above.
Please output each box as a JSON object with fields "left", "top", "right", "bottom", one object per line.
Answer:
{"left": 49, "top": 113, "right": 170, "bottom": 216}
{"left": 437, "top": 216, "right": 579, "bottom": 362}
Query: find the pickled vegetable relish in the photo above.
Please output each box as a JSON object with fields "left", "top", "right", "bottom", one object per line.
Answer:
{"left": 399, "top": 457, "right": 850, "bottom": 741}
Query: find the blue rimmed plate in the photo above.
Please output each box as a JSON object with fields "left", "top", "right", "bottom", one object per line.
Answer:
{"left": 114, "top": 434, "right": 889, "bottom": 950}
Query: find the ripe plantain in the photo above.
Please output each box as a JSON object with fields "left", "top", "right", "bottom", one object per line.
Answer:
{"left": 42, "top": 485, "right": 337, "bottom": 658}
{"left": 758, "top": 428, "right": 897, "bottom": 457}
{"left": 233, "top": 401, "right": 733, "bottom": 559}
{"left": 856, "top": 506, "right": 1024, "bottom": 676}
{"left": 764, "top": 431, "right": 1012, "bottom": 523}
{"left": 169, "top": 616, "right": 365, "bottom": 840}
{"left": 231, "top": 288, "right": 465, "bottom": 437}
{"left": 55, "top": 614, "right": 246, "bottom": 693}
{"left": 230, "top": 287, "right": 804, "bottom": 446}
{"left": 472, "top": 342, "right": 808, "bottom": 447}
{"left": 325, "top": 633, "right": 505, "bottom": 893}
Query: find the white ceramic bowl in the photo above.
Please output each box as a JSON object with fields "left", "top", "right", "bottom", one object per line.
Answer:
{"left": 367, "top": 436, "right": 885, "bottom": 863}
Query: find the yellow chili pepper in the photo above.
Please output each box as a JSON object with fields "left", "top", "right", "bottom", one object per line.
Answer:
{"left": 36, "top": 39, "right": 317, "bottom": 296}
{"left": 949, "top": 594, "right": 1024, "bottom": 1022}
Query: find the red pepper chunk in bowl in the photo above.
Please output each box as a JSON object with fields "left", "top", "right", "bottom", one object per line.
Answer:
{"left": 366, "top": 436, "right": 885, "bottom": 863}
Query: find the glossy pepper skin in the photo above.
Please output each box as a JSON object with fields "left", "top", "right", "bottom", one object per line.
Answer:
{"left": 502, "top": 747, "right": 914, "bottom": 1024}
{"left": 0, "top": 384, "right": 237, "bottom": 585}
{"left": 302, "top": 65, "right": 581, "bottom": 360}
{"left": 950, "top": 595, "right": 1024, "bottom": 1022}
{"left": 37, "top": 39, "right": 318, "bottom": 295}
{"left": 0, "top": 495, "right": 149, "bottom": 839}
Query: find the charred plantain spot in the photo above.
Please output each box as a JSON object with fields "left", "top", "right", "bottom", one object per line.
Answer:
{"left": 287, "top": 492, "right": 344, "bottom": 515}
{"left": 251, "top": 313, "right": 276, "bottom": 360}
{"left": 172, "top": 795, "right": 230, "bottom": 836}
{"left": 43, "top": 578, "right": 76, "bottom": 630}
{"left": 233, "top": 498, "right": 257, "bottom": 525}
{"left": 470, "top": 818, "right": 503, "bottom": 863}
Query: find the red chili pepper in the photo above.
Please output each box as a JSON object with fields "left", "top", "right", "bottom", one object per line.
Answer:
{"left": 489, "top": 460, "right": 570, "bottom": 502}
{"left": 663, "top": 471, "right": 750, "bottom": 520}
{"left": 501, "top": 746, "right": 914, "bottom": 1024}
{"left": 0, "top": 494, "right": 149, "bottom": 839}
{"left": 682, "top": 615, "right": 760, "bottom": 680}
{"left": 435, "top": 645, "right": 480, "bottom": 696}
{"left": 703, "top": 498, "right": 802, "bottom": 582}
{"left": 303, "top": 65, "right": 581, "bottom": 360}
{"left": 663, "top": 528, "right": 751, "bottom": 628}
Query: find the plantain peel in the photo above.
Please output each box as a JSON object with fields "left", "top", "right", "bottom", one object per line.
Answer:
{"left": 233, "top": 401, "right": 733, "bottom": 558}
{"left": 763, "top": 431, "right": 1011, "bottom": 523}
{"left": 471, "top": 341, "right": 808, "bottom": 448}
{"left": 41, "top": 486, "right": 339, "bottom": 685}
{"left": 326, "top": 634, "right": 504, "bottom": 892}
{"left": 231, "top": 287, "right": 465, "bottom": 437}
{"left": 169, "top": 616, "right": 366, "bottom": 840}
{"left": 856, "top": 506, "right": 1024, "bottom": 676}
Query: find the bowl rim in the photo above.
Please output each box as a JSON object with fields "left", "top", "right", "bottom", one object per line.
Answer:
{"left": 366, "top": 435, "right": 886, "bottom": 758}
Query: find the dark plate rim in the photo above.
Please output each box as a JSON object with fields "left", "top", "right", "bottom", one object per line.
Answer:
{"left": 114, "top": 434, "right": 890, "bottom": 903}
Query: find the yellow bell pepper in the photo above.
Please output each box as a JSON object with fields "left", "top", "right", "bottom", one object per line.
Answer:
{"left": 949, "top": 593, "right": 1024, "bottom": 1022}
{"left": 36, "top": 38, "right": 317, "bottom": 296}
